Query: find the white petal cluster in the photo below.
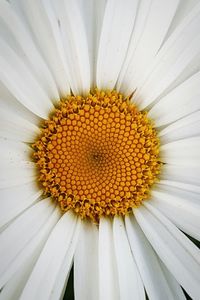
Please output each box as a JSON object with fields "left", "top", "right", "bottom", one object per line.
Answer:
{"left": 0, "top": 0, "right": 200, "bottom": 299}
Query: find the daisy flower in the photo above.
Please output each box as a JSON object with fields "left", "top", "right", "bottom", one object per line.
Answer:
{"left": 0, "top": 0, "right": 200, "bottom": 300}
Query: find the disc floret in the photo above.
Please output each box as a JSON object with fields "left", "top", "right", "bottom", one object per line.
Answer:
{"left": 33, "top": 90, "right": 161, "bottom": 222}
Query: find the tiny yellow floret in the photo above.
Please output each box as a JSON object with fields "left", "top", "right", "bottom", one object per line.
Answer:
{"left": 33, "top": 90, "right": 161, "bottom": 222}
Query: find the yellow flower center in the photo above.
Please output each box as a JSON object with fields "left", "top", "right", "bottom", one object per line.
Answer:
{"left": 33, "top": 90, "right": 161, "bottom": 222}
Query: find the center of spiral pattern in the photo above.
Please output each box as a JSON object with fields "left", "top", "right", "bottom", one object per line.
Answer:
{"left": 33, "top": 90, "right": 161, "bottom": 222}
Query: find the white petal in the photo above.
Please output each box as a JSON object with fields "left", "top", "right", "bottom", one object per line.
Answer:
{"left": 159, "top": 179, "right": 200, "bottom": 194}
{"left": 0, "top": 139, "right": 32, "bottom": 162}
{"left": 15, "top": 0, "right": 70, "bottom": 97}
{"left": 0, "top": 182, "right": 42, "bottom": 229}
{"left": 117, "top": 0, "right": 152, "bottom": 92}
{"left": 50, "top": 0, "right": 90, "bottom": 95}
{"left": 134, "top": 3, "right": 200, "bottom": 108}
{"left": 0, "top": 161, "right": 36, "bottom": 188}
{"left": 0, "top": 256, "right": 34, "bottom": 300}
{"left": 165, "top": 0, "right": 200, "bottom": 38}
{"left": 74, "top": 221, "right": 99, "bottom": 300}
{"left": 0, "top": 207, "right": 61, "bottom": 294}
{"left": 99, "top": 218, "right": 120, "bottom": 300}
{"left": 148, "top": 71, "right": 200, "bottom": 127}
{"left": 20, "top": 211, "right": 78, "bottom": 300}
{"left": 0, "top": 38, "right": 54, "bottom": 118}
{"left": 0, "top": 81, "right": 40, "bottom": 126}
{"left": 78, "top": 0, "right": 107, "bottom": 88}
{"left": 153, "top": 183, "right": 200, "bottom": 207}
{"left": 160, "top": 164, "right": 200, "bottom": 186}
{"left": 0, "top": 198, "right": 55, "bottom": 288}
{"left": 159, "top": 111, "right": 200, "bottom": 143}
{"left": 150, "top": 184, "right": 200, "bottom": 240}
{"left": 96, "top": 0, "right": 139, "bottom": 90}
{"left": 0, "top": 0, "right": 60, "bottom": 101}
{"left": 48, "top": 217, "right": 81, "bottom": 300}
{"left": 125, "top": 214, "right": 186, "bottom": 300}
{"left": 0, "top": 107, "right": 39, "bottom": 142}
{"left": 134, "top": 204, "right": 200, "bottom": 300}
{"left": 158, "top": 260, "right": 186, "bottom": 300}
{"left": 113, "top": 217, "right": 145, "bottom": 300}
{"left": 160, "top": 137, "right": 200, "bottom": 166}
{"left": 118, "top": 0, "right": 179, "bottom": 95}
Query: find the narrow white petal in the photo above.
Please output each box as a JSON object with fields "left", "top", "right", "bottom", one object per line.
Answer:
{"left": 51, "top": 0, "right": 90, "bottom": 95}
{"left": 165, "top": 0, "right": 200, "bottom": 37}
{"left": 159, "top": 179, "right": 200, "bottom": 194}
{"left": 160, "top": 164, "right": 200, "bottom": 186}
{"left": 113, "top": 217, "right": 145, "bottom": 300}
{"left": 160, "top": 137, "right": 200, "bottom": 166}
{"left": 99, "top": 218, "right": 120, "bottom": 300}
{"left": 0, "top": 0, "right": 60, "bottom": 101}
{"left": 0, "top": 107, "right": 39, "bottom": 142}
{"left": 15, "top": 0, "right": 70, "bottom": 97}
{"left": 20, "top": 211, "right": 78, "bottom": 300}
{"left": 148, "top": 72, "right": 200, "bottom": 127}
{"left": 0, "top": 139, "right": 32, "bottom": 161}
{"left": 0, "top": 207, "right": 61, "bottom": 292}
{"left": 0, "top": 182, "right": 42, "bottom": 229}
{"left": 134, "top": 3, "right": 200, "bottom": 108}
{"left": 150, "top": 184, "right": 200, "bottom": 240}
{"left": 74, "top": 221, "right": 99, "bottom": 300}
{"left": 152, "top": 184, "right": 200, "bottom": 207}
{"left": 134, "top": 204, "right": 200, "bottom": 300}
{"left": 125, "top": 214, "right": 186, "bottom": 300}
{"left": 144, "top": 202, "right": 200, "bottom": 263}
{"left": 159, "top": 111, "right": 200, "bottom": 143}
{"left": 78, "top": 0, "right": 107, "bottom": 88}
{"left": 0, "top": 38, "right": 54, "bottom": 118}
{"left": 0, "top": 256, "right": 34, "bottom": 300}
{"left": 0, "top": 81, "right": 40, "bottom": 126}
{"left": 117, "top": 0, "right": 152, "bottom": 92}
{"left": 50, "top": 218, "right": 81, "bottom": 300}
{"left": 0, "top": 161, "right": 36, "bottom": 189}
{"left": 153, "top": 199, "right": 200, "bottom": 241}
{"left": 0, "top": 177, "right": 36, "bottom": 190}
{"left": 159, "top": 260, "right": 186, "bottom": 300}
{"left": 119, "top": 0, "right": 179, "bottom": 95}
{"left": 96, "top": 0, "right": 138, "bottom": 90}
{"left": 0, "top": 198, "right": 55, "bottom": 288}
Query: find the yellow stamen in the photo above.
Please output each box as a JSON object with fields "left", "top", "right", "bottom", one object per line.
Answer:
{"left": 33, "top": 90, "right": 161, "bottom": 222}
